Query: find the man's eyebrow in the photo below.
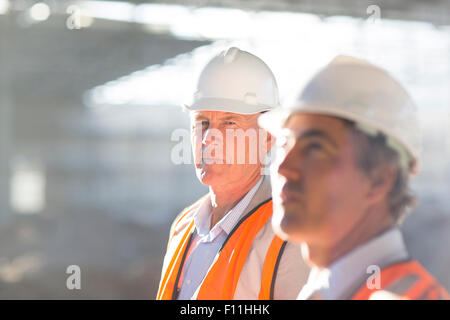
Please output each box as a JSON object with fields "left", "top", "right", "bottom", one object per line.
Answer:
{"left": 192, "top": 114, "right": 209, "bottom": 121}
{"left": 221, "top": 115, "right": 242, "bottom": 121}
{"left": 192, "top": 113, "right": 249, "bottom": 122}
{"left": 295, "top": 129, "right": 338, "bottom": 148}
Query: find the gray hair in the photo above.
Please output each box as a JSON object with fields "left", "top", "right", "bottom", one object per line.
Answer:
{"left": 346, "top": 121, "right": 416, "bottom": 224}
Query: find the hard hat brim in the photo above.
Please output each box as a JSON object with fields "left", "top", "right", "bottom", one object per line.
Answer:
{"left": 184, "top": 97, "right": 274, "bottom": 115}
{"left": 258, "top": 107, "right": 291, "bottom": 135}
{"left": 258, "top": 102, "right": 420, "bottom": 175}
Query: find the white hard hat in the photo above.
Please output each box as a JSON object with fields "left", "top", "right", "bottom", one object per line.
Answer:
{"left": 259, "top": 55, "right": 421, "bottom": 174}
{"left": 184, "top": 47, "right": 280, "bottom": 114}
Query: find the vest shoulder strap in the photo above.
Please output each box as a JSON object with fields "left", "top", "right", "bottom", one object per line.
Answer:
{"left": 169, "top": 194, "right": 208, "bottom": 242}
{"left": 352, "top": 260, "right": 450, "bottom": 300}
{"left": 258, "top": 236, "right": 287, "bottom": 300}
{"left": 158, "top": 196, "right": 209, "bottom": 300}
{"left": 195, "top": 199, "right": 274, "bottom": 300}
{"left": 160, "top": 198, "right": 289, "bottom": 300}
{"left": 157, "top": 219, "right": 195, "bottom": 300}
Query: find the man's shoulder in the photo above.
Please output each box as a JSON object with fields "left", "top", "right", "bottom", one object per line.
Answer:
{"left": 353, "top": 259, "right": 450, "bottom": 300}
{"left": 170, "top": 194, "right": 208, "bottom": 236}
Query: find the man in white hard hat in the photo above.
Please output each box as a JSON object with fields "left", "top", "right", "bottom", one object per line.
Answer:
{"left": 157, "top": 47, "right": 309, "bottom": 300}
{"left": 259, "top": 55, "right": 449, "bottom": 300}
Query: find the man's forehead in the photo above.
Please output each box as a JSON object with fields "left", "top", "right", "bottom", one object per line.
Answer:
{"left": 190, "top": 110, "right": 254, "bottom": 121}
{"left": 283, "top": 113, "right": 349, "bottom": 135}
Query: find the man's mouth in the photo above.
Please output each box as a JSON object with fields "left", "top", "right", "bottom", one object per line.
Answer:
{"left": 200, "top": 157, "right": 223, "bottom": 164}
{"left": 279, "top": 184, "right": 304, "bottom": 203}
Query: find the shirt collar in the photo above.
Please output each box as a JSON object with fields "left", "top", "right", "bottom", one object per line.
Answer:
{"left": 298, "top": 227, "right": 410, "bottom": 300}
{"left": 193, "top": 195, "right": 213, "bottom": 237}
{"left": 193, "top": 177, "right": 263, "bottom": 238}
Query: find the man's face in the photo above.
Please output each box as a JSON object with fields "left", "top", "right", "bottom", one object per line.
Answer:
{"left": 190, "top": 110, "right": 270, "bottom": 188}
{"left": 271, "top": 113, "right": 370, "bottom": 245}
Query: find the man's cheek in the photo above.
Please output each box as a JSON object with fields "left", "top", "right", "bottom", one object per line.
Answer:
{"left": 191, "top": 137, "right": 202, "bottom": 165}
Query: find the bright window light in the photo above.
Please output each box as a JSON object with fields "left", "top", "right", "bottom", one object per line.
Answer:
{"left": 29, "top": 2, "right": 51, "bottom": 21}
{"left": 10, "top": 160, "right": 46, "bottom": 215}
{"left": 0, "top": 0, "right": 10, "bottom": 15}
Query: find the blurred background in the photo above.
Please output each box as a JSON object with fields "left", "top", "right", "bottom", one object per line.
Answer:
{"left": 0, "top": 0, "right": 449, "bottom": 299}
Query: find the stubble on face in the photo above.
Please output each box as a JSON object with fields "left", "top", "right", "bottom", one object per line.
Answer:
{"left": 271, "top": 114, "right": 369, "bottom": 245}
{"left": 190, "top": 111, "right": 264, "bottom": 188}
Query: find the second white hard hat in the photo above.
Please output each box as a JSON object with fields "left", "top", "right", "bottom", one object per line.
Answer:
{"left": 259, "top": 55, "right": 421, "bottom": 174}
{"left": 184, "top": 47, "right": 280, "bottom": 114}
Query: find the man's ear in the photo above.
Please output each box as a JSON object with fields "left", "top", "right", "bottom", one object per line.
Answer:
{"left": 365, "top": 163, "right": 398, "bottom": 205}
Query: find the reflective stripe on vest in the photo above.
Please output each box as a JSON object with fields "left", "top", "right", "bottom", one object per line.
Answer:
{"left": 156, "top": 219, "right": 195, "bottom": 300}
{"left": 351, "top": 260, "right": 450, "bottom": 300}
{"left": 258, "top": 237, "right": 287, "bottom": 300}
{"left": 157, "top": 198, "right": 287, "bottom": 300}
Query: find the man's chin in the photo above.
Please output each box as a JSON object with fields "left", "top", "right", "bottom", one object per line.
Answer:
{"left": 272, "top": 206, "right": 308, "bottom": 243}
{"left": 196, "top": 172, "right": 212, "bottom": 186}
{"left": 271, "top": 214, "right": 290, "bottom": 241}
{"left": 272, "top": 206, "right": 294, "bottom": 240}
{"left": 195, "top": 167, "right": 222, "bottom": 187}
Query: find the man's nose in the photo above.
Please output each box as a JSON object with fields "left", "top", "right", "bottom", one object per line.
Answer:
{"left": 202, "top": 128, "right": 223, "bottom": 146}
{"left": 202, "top": 128, "right": 214, "bottom": 146}
{"left": 277, "top": 148, "right": 302, "bottom": 181}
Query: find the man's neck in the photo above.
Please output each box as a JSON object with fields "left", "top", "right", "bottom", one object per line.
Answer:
{"left": 209, "top": 172, "right": 261, "bottom": 228}
{"left": 305, "top": 206, "right": 394, "bottom": 269}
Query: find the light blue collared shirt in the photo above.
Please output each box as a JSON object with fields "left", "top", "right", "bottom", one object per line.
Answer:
{"left": 177, "top": 178, "right": 263, "bottom": 300}
{"left": 297, "top": 227, "right": 410, "bottom": 300}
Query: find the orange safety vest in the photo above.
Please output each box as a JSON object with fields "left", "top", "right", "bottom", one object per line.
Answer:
{"left": 352, "top": 260, "right": 450, "bottom": 300}
{"left": 156, "top": 198, "right": 287, "bottom": 300}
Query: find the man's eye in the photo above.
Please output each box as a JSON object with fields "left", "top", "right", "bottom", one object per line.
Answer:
{"left": 192, "top": 121, "right": 208, "bottom": 130}
{"left": 303, "top": 142, "right": 323, "bottom": 155}
{"left": 224, "top": 121, "right": 236, "bottom": 126}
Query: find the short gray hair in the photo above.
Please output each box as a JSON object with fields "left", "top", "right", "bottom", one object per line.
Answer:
{"left": 346, "top": 121, "right": 416, "bottom": 224}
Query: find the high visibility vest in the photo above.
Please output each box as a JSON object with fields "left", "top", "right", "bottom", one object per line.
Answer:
{"left": 352, "top": 260, "right": 450, "bottom": 300}
{"left": 156, "top": 198, "right": 287, "bottom": 300}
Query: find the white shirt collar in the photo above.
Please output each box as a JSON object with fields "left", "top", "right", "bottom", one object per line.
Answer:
{"left": 298, "top": 227, "right": 410, "bottom": 300}
{"left": 193, "top": 177, "right": 263, "bottom": 239}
